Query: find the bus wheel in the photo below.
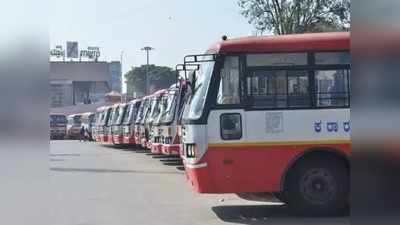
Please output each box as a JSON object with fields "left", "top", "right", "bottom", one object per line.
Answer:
{"left": 287, "top": 155, "right": 348, "bottom": 216}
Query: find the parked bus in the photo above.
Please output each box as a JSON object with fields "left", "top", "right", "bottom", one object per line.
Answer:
{"left": 92, "top": 110, "right": 102, "bottom": 141}
{"left": 112, "top": 103, "right": 128, "bottom": 145}
{"left": 98, "top": 106, "right": 112, "bottom": 143}
{"left": 50, "top": 114, "right": 67, "bottom": 140}
{"left": 138, "top": 92, "right": 161, "bottom": 149}
{"left": 94, "top": 107, "right": 106, "bottom": 142}
{"left": 107, "top": 104, "right": 121, "bottom": 144}
{"left": 151, "top": 85, "right": 177, "bottom": 154}
{"left": 81, "top": 112, "right": 95, "bottom": 141}
{"left": 146, "top": 89, "right": 167, "bottom": 150}
{"left": 181, "top": 32, "right": 350, "bottom": 215}
{"left": 66, "top": 114, "right": 82, "bottom": 139}
{"left": 160, "top": 66, "right": 198, "bottom": 155}
{"left": 122, "top": 99, "right": 142, "bottom": 145}
{"left": 135, "top": 97, "right": 150, "bottom": 146}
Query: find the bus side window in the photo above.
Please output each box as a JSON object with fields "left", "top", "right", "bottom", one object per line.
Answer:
{"left": 217, "top": 57, "right": 240, "bottom": 105}
{"left": 287, "top": 71, "right": 310, "bottom": 108}
{"left": 315, "top": 69, "right": 350, "bottom": 108}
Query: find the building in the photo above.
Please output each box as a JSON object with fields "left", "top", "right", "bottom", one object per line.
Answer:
{"left": 50, "top": 61, "right": 121, "bottom": 108}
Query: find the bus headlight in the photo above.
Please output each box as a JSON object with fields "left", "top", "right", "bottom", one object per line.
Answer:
{"left": 185, "top": 144, "right": 196, "bottom": 158}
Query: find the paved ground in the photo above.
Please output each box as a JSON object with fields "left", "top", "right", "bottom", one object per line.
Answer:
{"left": 50, "top": 140, "right": 349, "bottom": 225}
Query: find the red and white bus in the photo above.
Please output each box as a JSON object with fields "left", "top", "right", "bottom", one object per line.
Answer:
{"left": 111, "top": 103, "right": 128, "bottom": 145}
{"left": 146, "top": 89, "right": 167, "bottom": 150}
{"left": 135, "top": 95, "right": 152, "bottom": 148}
{"left": 151, "top": 84, "right": 179, "bottom": 154}
{"left": 160, "top": 68, "right": 195, "bottom": 155}
{"left": 105, "top": 104, "right": 118, "bottom": 144}
{"left": 97, "top": 105, "right": 112, "bottom": 143}
{"left": 122, "top": 98, "right": 142, "bottom": 145}
{"left": 181, "top": 32, "right": 350, "bottom": 214}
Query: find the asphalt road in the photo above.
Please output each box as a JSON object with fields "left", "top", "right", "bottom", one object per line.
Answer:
{"left": 50, "top": 140, "right": 349, "bottom": 225}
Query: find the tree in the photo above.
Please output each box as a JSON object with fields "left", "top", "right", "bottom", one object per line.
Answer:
{"left": 125, "top": 65, "right": 176, "bottom": 97}
{"left": 238, "top": 0, "right": 350, "bottom": 35}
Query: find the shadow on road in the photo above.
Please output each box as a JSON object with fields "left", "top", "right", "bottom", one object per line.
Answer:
{"left": 131, "top": 150, "right": 149, "bottom": 153}
{"left": 176, "top": 166, "right": 185, "bottom": 171}
{"left": 50, "top": 167, "right": 182, "bottom": 175}
{"left": 212, "top": 205, "right": 349, "bottom": 225}
{"left": 145, "top": 153, "right": 159, "bottom": 156}
{"left": 159, "top": 158, "right": 182, "bottom": 162}
{"left": 50, "top": 153, "right": 81, "bottom": 157}
{"left": 101, "top": 144, "right": 133, "bottom": 150}
{"left": 152, "top": 155, "right": 179, "bottom": 159}
{"left": 163, "top": 161, "right": 183, "bottom": 166}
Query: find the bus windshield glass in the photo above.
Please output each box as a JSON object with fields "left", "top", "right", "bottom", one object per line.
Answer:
{"left": 115, "top": 106, "right": 126, "bottom": 125}
{"left": 183, "top": 61, "right": 215, "bottom": 120}
{"left": 147, "top": 98, "right": 161, "bottom": 123}
{"left": 155, "top": 95, "right": 169, "bottom": 124}
{"left": 122, "top": 104, "right": 133, "bottom": 125}
{"left": 68, "top": 115, "right": 82, "bottom": 126}
{"left": 141, "top": 100, "right": 152, "bottom": 124}
{"left": 135, "top": 100, "right": 147, "bottom": 124}
{"left": 161, "top": 92, "right": 177, "bottom": 124}
{"left": 50, "top": 115, "right": 66, "bottom": 125}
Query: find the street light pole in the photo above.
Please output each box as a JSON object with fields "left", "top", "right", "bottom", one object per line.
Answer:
{"left": 141, "top": 46, "right": 154, "bottom": 95}
{"left": 120, "top": 50, "right": 124, "bottom": 102}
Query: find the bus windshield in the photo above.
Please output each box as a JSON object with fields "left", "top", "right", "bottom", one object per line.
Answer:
{"left": 111, "top": 107, "right": 120, "bottom": 125}
{"left": 155, "top": 95, "right": 169, "bottom": 125}
{"left": 68, "top": 115, "right": 82, "bottom": 126}
{"left": 135, "top": 100, "right": 146, "bottom": 124}
{"left": 122, "top": 104, "right": 133, "bottom": 125}
{"left": 104, "top": 109, "right": 113, "bottom": 126}
{"left": 161, "top": 92, "right": 177, "bottom": 124}
{"left": 146, "top": 98, "right": 161, "bottom": 123}
{"left": 183, "top": 61, "right": 215, "bottom": 120}
{"left": 50, "top": 115, "right": 66, "bottom": 125}
{"left": 140, "top": 99, "right": 153, "bottom": 125}
{"left": 115, "top": 106, "right": 126, "bottom": 125}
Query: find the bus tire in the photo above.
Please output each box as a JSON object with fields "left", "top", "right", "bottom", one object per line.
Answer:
{"left": 286, "top": 155, "right": 349, "bottom": 216}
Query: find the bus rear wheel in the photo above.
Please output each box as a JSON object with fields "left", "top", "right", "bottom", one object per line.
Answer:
{"left": 286, "top": 155, "right": 349, "bottom": 216}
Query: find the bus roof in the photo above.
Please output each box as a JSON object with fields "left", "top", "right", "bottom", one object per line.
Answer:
{"left": 96, "top": 105, "right": 111, "bottom": 112}
{"left": 50, "top": 113, "right": 66, "bottom": 116}
{"left": 152, "top": 89, "right": 168, "bottom": 97}
{"left": 128, "top": 98, "right": 142, "bottom": 104}
{"left": 209, "top": 32, "right": 350, "bottom": 54}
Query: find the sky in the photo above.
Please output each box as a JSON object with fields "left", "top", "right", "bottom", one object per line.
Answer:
{"left": 49, "top": 0, "right": 254, "bottom": 92}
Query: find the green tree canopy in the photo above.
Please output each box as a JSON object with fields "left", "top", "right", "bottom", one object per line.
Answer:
{"left": 238, "top": 0, "right": 350, "bottom": 35}
{"left": 125, "top": 65, "right": 176, "bottom": 97}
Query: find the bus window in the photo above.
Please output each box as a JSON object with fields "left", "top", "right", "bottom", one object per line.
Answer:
{"left": 287, "top": 71, "right": 310, "bottom": 108}
{"left": 217, "top": 56, "right": 240, "bottom": 105}
{"left": 247, "top": 53, "right": 307, "bottom": 67}
{"left": 315, "top": 52, "right": 350, "bottom": 65}
{"left": 247, "top": 70, "right": 311, "bottom": 108}
{"left": 247, "top": 70, "right": 288, "bottom": 108}
{"left": 315, "top": 69, "right": 350, "bottom": 108}
{"left": 220, "top": 113, "right": 242, "bottom": 140}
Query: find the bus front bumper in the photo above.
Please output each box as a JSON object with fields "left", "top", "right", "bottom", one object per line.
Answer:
{"left": 161, "top": 144, "right": 180, "bottom": 155}
{"left": 123, "top": 135, "right": 136, "bottom": 145}
{"left": 113, "top": 135, "right": 124, "bottom": 144}
{"left": 151, "top": 143, "right": 162, "bottom": 154}
{"left": 184, "top": 162, "right": 216, "bottom": 193}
